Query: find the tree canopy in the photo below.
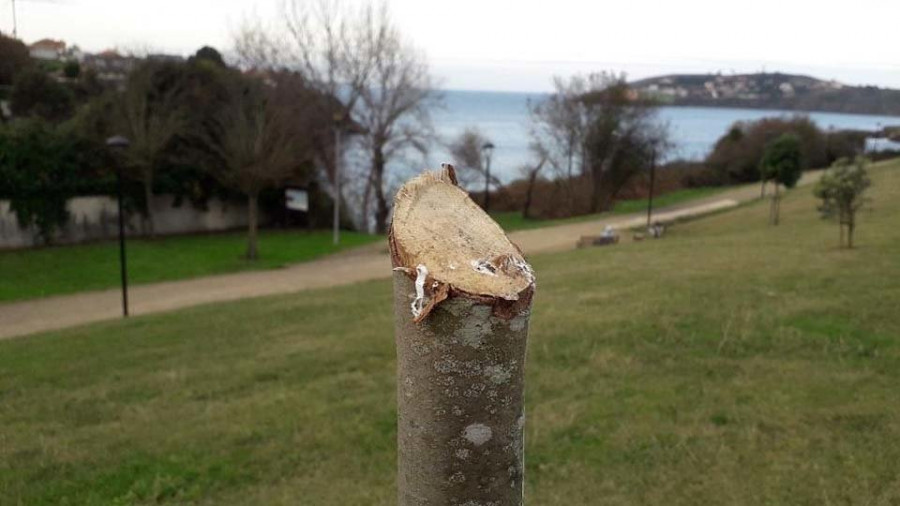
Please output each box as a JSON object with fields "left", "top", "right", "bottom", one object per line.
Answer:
{"left": 10, "top": 68, "right": 75, "bottom": 121}
{"left": 0, "top": 34, "right": 32, "bottom": 87}
{"left": 760, "top": 133, "right": 804, "bottom": 189}
{"left": 813, "top": 157, "right": 871, "bottom": 248}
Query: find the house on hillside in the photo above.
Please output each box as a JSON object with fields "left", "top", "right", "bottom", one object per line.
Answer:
{"left": 29, "top": 39, "right": 66, "bottom": 61}
{"left": 82, "top": 50, "right": 137, "bottom": 85}
{"left": 147, "top": 53, "right": 185, "bottom": 64}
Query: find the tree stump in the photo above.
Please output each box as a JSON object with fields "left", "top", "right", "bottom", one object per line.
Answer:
{"left": 389, "top": 165, "right": 535, "bottom": 506}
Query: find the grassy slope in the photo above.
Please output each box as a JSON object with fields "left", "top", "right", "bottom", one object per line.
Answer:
{"left": 492, "top": 186, "right": 726, "bottom": 232}
{"left": 1, "top": 160, "right": 898, "bottom": 505}
{"left": 0, "top": 230, "right": 378, "bottom": 302}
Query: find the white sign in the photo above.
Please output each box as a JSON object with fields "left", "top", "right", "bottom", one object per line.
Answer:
{"left": 285, "top": 188, "right": 309, "bottom": 212}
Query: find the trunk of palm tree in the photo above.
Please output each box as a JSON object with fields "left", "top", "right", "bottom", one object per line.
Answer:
{"left": 390, "top": 166, "right": 535, "bottom": 506}
{"left": 246, "top": 191, "right": 259, "bottom": 260}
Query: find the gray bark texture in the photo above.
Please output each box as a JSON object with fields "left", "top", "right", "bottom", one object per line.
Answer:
{"left": 393, "top": 273, "right": 530, "bottom": 505}
{"left": 389, "top": 165, "right": 535, "bottom": 506}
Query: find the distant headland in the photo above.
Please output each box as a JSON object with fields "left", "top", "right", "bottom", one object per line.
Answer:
{"left": 632, "top": 73, "right": 900, "bottom": 117}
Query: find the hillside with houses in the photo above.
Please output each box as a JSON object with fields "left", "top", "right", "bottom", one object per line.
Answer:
{"left": 633, "top": 73, "right": 900, "bottom": 116}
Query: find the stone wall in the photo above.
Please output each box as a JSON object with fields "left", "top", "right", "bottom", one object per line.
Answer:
{"left": 0, "top": 195, "right": 253, "bottom": 249}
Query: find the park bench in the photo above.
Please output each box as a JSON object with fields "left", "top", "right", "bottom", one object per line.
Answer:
{"left": 577, "top": 225, "right": 620, "bottom": 248}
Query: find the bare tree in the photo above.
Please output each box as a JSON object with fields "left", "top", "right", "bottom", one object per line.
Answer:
{"left": 236, "top": 0, "right": 438, "bottom": 234}
{"left": 354, "top": 15, "right": 436, "bottom": 232}
{"left": 519, "top": 152, "right": 547, "bottom": 220}
{"left": 580, "top": 73, "right": 669, "bottom": 213}
{"left": 529, "top": 73, "right": 668, "bottom": 215}
{"left": 447, "top": 127, "right": 501, "bottom": 191}
{"left": 528, "top": 76, "right": 588, "bottom": 181}
{"left": 113, "top": 61, "right": 187, "bottom": 236}
{"left": 205, "top": 74, "right": 315, "bottom": 260}
{"left": 527, "top": 74, "right": 600, "bottom": 214}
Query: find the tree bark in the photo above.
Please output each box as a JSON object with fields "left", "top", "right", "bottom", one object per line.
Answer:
{"left": 390, "top": 165, "right": 535, "bottom": 506}
{"left": 142, "top": 171, "right": 156, "bottom": 238}
{"left": 361, "top": 171, "right": 374, "bottom": 233}
{"left": 246, "top": 191, "right": 259, "bottom": 260}
{"left": 847, "top": 217, "right": 855, "bottom": 249}
{"left": 590, "top": 163, "right": 604, "bottom": 214}
{"left": 522, "top": 169, "right": 538, "bottom": 220}
{"left": 770, "top": 184, "right": 781, "bottom": 226}
{"left": 373, "top": 147, "right": 389, "bottom": 234}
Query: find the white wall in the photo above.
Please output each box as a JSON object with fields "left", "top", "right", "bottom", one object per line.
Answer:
{"left": 0, "top": 195, "right": 254, "bottom": 249}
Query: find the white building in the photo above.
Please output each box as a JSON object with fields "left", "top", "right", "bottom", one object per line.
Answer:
{"left": 28, "top": 39, "right": 67, "bottom": 61}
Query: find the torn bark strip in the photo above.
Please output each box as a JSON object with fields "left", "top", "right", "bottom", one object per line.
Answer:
{"left": 390, "top": 164, "right": 535, "bottom": 506}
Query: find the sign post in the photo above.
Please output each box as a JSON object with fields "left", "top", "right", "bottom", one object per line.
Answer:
{"left": 285, "top": 188, "right": 309, "bottom": 212}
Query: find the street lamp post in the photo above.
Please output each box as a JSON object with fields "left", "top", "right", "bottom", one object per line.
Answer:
{"left": 106, "top": 135, "right": 131, "bottom": 317}
{"left": 481, "top": 142, "right": 495, "bottom": 212}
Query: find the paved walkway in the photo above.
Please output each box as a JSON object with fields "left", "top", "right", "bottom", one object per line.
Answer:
{"left": 0, "top": 174, "right": 820, "bottom": 340}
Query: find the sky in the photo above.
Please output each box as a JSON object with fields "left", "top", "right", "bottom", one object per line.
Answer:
{"left": 3, "top": 0, "right": 899, "bottom": 92}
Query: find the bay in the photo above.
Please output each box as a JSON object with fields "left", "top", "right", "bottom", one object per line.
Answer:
{"left": 427, "top": 89, "right": 900, "bottom": 182}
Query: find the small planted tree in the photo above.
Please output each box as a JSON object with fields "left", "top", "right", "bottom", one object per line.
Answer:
{"left": 760, "top": 133, "right": 804, "bottom": 225}
{"left": 813, "top": 157, "right": 871, "bottom": 249}
{"left": 113, "top": 61, "right": 188, "bottom": 236}
{"left": 205, "top": 74, "right": 314, "bottom": 260}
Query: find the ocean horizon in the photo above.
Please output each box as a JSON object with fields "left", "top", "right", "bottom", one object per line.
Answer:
{"left": 427, "top": 89, "right": 900, "bottom": 182}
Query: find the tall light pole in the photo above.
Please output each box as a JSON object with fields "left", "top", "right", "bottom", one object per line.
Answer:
{"left": 107, "top": 135, "right": 131, "bottom": 317}
{"left": 333, "top": 113, "right": 343, "bottom": 245}
{"left": 481, "top": 141, "right": 495, "bottom": 212}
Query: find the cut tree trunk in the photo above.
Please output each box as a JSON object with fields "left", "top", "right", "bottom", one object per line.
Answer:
{"left": 389, "top": 164, "right": 535, "bottom": 506}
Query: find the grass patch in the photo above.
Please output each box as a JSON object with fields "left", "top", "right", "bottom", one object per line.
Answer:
{"left": 493, "top": 186, "right": 726, "bottom": 231}
{"left": 0, "top": 159, "right": 898, "bottom": 504}
{"left": 0, "top": 230, "right": 379, "bottom": 302}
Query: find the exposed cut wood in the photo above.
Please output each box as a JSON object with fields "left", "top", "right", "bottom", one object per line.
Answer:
{"left": 390, "top": 165, "right": 534, "bottom": 321}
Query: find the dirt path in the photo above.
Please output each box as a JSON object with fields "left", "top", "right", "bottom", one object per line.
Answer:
{"left": 0, "top": 173, "right": 820, "bottom": 340}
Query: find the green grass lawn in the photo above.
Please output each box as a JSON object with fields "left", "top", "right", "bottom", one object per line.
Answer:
{"left": 0, "top": 230, "right": 379, "bottom": 302}
{"left": 1, "top": 160, "right": 899, "bottom": 505}
{"left": 492, "top": 186, "right": 726, "bottom": 231}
